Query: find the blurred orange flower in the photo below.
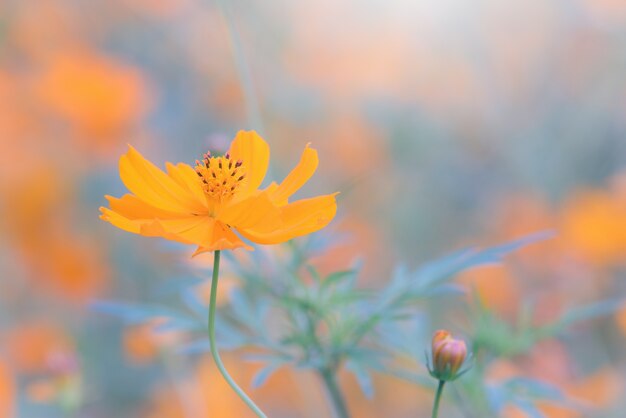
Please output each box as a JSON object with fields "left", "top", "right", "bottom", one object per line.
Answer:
{"left": 1, "top": 162, "right": 108, "bottom": 302}
{"left": 37, "top": 50, "right": 151, "bottom": 150}
{"left": 0, "top": 359, "right": 16, "bottom": 418}
{"left": 101, "top": 131, "right": 338, "bottom": 255}
{"left": 497, "top": 344, "right": 622, "bottom": 418}
{"left": 3, "top": 322, "right": 73, "bottom": 374}
{"left": 123, "top": 320, "right": 184, "bottom": 365}
{"left": 26, "top": 351, "right": 82, "bottom": 409}
{"left": 123, "top": 325, "right": 162, "bottom": 365}
{"left": 534, "top": 367, "right": 622, "bottom": 418}
{"left": 561, "top": 190, "right": 626, "bottom": 266}
{"left": 36, "top": 235, "right": 109, "bottom": 301}
{"left": 311, "top": 215, "right": 392, "bottom": 283}
{"left": 457, "top": 265, "right": 521, "bottom": 318}
{"left": 144, "top": 357, "right": 253, "bottom": 418}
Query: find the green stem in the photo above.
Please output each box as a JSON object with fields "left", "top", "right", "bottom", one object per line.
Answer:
{"left": 320, "top": 368, "right": 350, "bottom": 418}
{"left": 208, "top": 250, "right": 268, "bottom": 418}
{"left": 431, "top": 380, "right": 446, "bottom": 418}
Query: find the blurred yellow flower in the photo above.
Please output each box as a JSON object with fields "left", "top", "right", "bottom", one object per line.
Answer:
{"left": 100, "top": 131, "right": 338, "bottom": 255}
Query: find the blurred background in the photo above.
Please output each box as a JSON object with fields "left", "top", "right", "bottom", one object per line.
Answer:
{"left": 1, "top": 0, "right": 626, "bottom": 417}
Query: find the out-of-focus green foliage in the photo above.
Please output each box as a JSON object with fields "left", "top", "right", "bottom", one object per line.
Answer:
{"left": 92, "top": 231, "right": 624, "bottom": 417}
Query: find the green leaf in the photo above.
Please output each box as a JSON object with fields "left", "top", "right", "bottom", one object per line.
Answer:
{"left": 178, "top": 339, "right": 211, "bottom": 354}
{"left": 370, "top": 365, "right": 434, "bottom": 389}
{"left": 320, "top": 270, "right": 357, "bottom": 292}
{"left": 251, "top": 362, "right": 284, "bottom": 388}
{"left": 180, "top": 288, "right": 208, "bottom": 317}
{"left": 503, "top": 378, "right": 565, "bottom": 402}
{"left": 416, "top": 231, "right": 554, "bottom": 290}
{"left": 547, "top": 299, "right": 625, "bottom": 333}
{"left": 228, "top": 288, "right": 264, "bottom": 328}
{"left": 305, "top": 265, "right": 322, "bottom": 284}
{"left": 91, "top": 300, "right": 196, "bottom": 326}
{"left": 345, "top": 360, "right": 374, "bottom": 398}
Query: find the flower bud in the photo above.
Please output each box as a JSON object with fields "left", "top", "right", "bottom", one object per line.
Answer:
{"left": 432, "top": 330, "right": 451, "bottom": 347}
{"left": 429, "top": 329, "right": 468, "bottom": 381}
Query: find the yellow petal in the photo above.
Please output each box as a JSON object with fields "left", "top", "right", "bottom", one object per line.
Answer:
{"left": 218, "top": 191, "right": 281, "bottom": 231}
{"left": 120, "top": 146, "right": 205, "bottom": 214}
{"left": 192, "top": 221, "right": 253, "bottom": 255}
{"left": 99, "top": 207, "right": 141, "bottom": 234}
{"left": 139, "top": 216, "right": 209, "bottom": 239}
{"left": 101, "top": 204, "right": 207, "bottom": 244}
{"left": 106, "top": 194, "right": 181, "bottom": 220}
{"left": 238, "top": 193, "right": 338, "bottom": 244}
{"left": 165, "top": 162, "right": 210, "bottom": 210}
{"left": 143, "top": 217, "right": 251, "bottom": 253}
{"left": 264, "top": 182, "right": 279, "bottom": 195}
{"left": 270, "top": 143, "right": 318, "bottom": 205}
{"left": 227, "top": 131, "right": 269, "bottom": 196}
{"left": 137, "top": 217, "right": 213, "bottom": 249}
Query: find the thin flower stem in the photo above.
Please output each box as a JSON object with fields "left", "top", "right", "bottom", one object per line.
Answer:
{"left": 320, "top": 368, "right": 350, "bottom": 418}
{"left": 431, "top": 380, "right": 446, "bottom": 418}
{"left": 208, "top": 250, "right": 268, "bottom": 418}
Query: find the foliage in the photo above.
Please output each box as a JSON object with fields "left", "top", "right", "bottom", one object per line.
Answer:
{"left": 90, "top": 230, "right": 624, "bottom": 417}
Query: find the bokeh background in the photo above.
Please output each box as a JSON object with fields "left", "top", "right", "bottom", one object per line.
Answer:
{"left": 1, "top": 0, "right": 626, "bottom": 417}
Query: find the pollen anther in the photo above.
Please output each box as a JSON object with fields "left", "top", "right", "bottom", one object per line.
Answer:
{"left": 194, "top": 153, "right": 246, "bottom": 200}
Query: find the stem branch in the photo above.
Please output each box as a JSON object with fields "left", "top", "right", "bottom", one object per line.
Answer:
{"left": 208, "top": 250, "right": 268, "bottom": 418}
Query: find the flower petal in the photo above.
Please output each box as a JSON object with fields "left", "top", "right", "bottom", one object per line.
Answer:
{"left": 100, "top": 207, "right": 141, "bottom": 234}
{"left": 139, "top": 217, "right": 210, "bottom": 240}
{"left": 227, "top": 131, "right": 269, "bottom": 196}
{"left": 270, "top": 143, "right": 318, "bottom": 205}
{"left": 192, "top": 221, "right": 253, "bottom": 256}
{"left": 165, "top": 162, "right": 210, "bottom": 210}
{"left": 105, "top": 194, "right": 181, "bottom": 220}
{"left": 218, "top": 191, "right": 281, "bottom": 231}
{"left": 120, "top": 146, "right": 206, "bottom": 214}
{"left": 238, "top": 193, "right": 338, "bottom": 244}
{"left": 141, "top": 217, "right": 251, "bottom": 253}
{"left": 100, "top": 206, "right": 207, "bottom": 245}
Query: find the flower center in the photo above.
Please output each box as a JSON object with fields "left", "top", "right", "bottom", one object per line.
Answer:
{"left": 194, "top": 152, "right": 245, "bottom": 200}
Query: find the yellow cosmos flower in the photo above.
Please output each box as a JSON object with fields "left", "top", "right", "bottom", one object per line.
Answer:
{"left": 100, "top": 131, "right": 338, "bottom": 255}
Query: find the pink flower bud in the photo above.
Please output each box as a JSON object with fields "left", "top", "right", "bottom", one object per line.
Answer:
{"left": 430, "top": 330, "right": 468, "bottom": 381}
